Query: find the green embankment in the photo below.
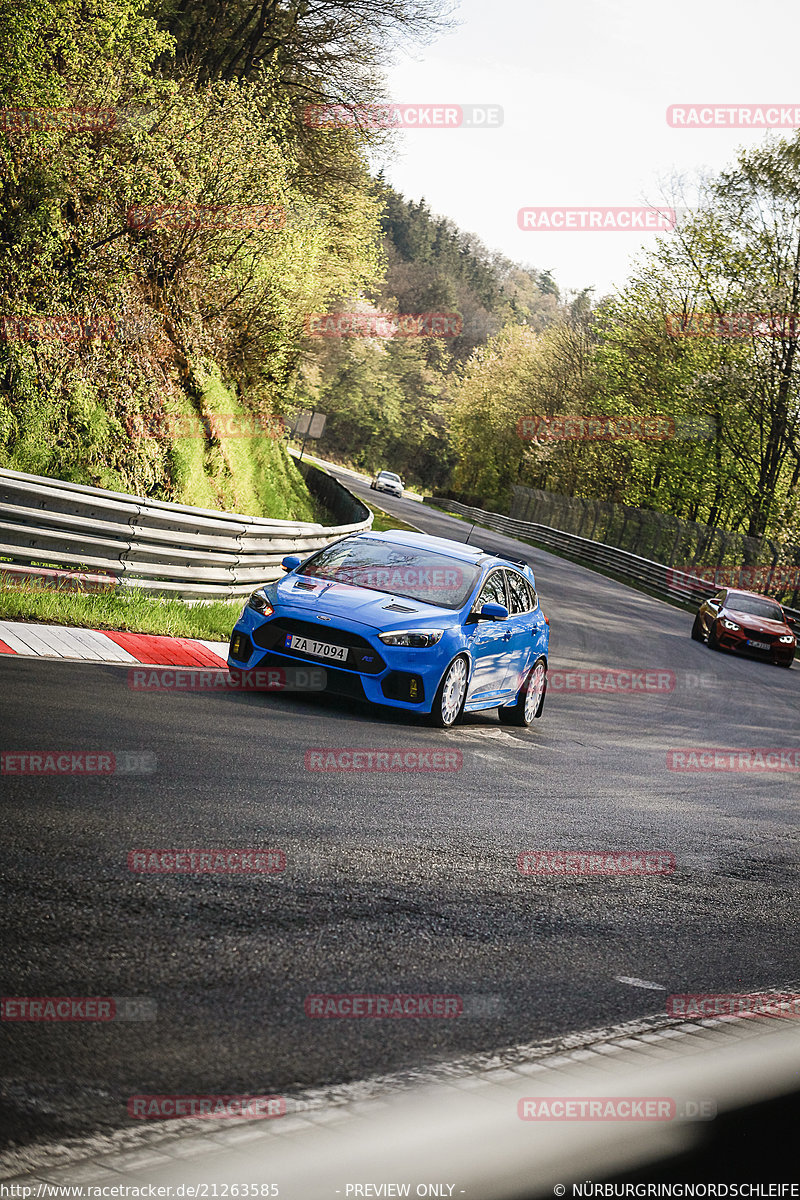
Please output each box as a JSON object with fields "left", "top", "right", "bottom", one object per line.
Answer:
{"left": 2, "top": 366, "right": 317, "bottom": 522}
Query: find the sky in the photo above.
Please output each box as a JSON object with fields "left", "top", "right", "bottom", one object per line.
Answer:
{"left": 372, "top": 0, "right": 800, "bottom": 299}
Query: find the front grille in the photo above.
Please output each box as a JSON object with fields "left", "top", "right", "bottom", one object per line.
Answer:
{"left": 252, "top": 618, "right": 386, "bottom": 674}
{"left": 249, "top": 649, "right": 367, "bottom": 701}
{"left": 321, "top": 672, "right": 368, "bottom": 701}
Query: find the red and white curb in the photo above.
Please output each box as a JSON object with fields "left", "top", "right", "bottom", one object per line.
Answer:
{"left": 0, "top": 621, "right": 228, "bottom": 668}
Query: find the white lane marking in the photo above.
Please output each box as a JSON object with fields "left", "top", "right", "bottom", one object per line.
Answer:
{"left": 615, "top": 976, "right": 667, "bottom": 990}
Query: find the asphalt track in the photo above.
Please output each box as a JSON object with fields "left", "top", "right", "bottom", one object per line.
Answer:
{"left": 1, "top": 482, "right": 798, "bottom": 1152}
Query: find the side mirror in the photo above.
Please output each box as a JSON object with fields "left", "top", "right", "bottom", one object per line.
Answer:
{"left": 480, "top": 602, "right": 509, "bottom": 621}
{"left": 282, "top": 555, "right": 302, "bottom": 572}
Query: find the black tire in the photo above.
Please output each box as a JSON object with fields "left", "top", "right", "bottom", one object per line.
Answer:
{"left": 707, "top": 620, "right": 720, "bottom": 650}
{"left": 498, "top": 658, "right": 547, "bottom": 727}
{"left": 777, "top": 659, "right": 793, "bottom": 669}
{"left": 691, "top": 614, "right": 705, "bottom": 642}
{"left": 428, "top": 655, "right": 469, "bottom": 728}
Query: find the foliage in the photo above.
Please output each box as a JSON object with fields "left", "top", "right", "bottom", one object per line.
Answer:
{"left": 0, "top": 0, "right": 386, "bottom": 518}
{"left": 296, "top": 184, "right": 561, "bottom": 488}
{"left": 448, "top": 136, "right": 800, "bottom": 545}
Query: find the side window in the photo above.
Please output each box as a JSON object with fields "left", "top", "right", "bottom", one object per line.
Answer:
{"left": 506, "top": 571, "right": 531, "bottom": 615}
{"left": 527, "top": 581, "right": 538, "bottom": 609}
{"left": 474, "top": 570, "right": 507, "bottom": 612}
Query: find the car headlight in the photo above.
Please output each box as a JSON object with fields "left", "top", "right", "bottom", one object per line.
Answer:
{"left": 247, "top": 590, "right": 274, "bottom": 616}
{"left": 779, "top": 634, "right": 795, "bottom": 644}
{"left": 378, "top": 629, "right": 444, "bottom": 648}
{"left": 721, "top": 619, "right": 740, "bottom": 631}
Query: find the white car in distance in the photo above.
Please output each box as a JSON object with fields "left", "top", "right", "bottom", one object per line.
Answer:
{"left": 371, "top": 470, "right": 404, "bottom": 498}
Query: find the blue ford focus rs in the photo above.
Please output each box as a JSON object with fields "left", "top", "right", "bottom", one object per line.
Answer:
{"left": 227, "top": 530, "right": 549, "bottom": 728}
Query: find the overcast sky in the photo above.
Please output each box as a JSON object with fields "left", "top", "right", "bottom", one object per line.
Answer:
{"left": 373, "top": 0, "right": 800, "bottom": 299}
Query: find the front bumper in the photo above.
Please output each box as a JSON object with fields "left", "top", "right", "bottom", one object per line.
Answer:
{"left": 228, "top": 608, "right": 451, "bottom": 712}
{"left": 716, "top": 628, "right": 794, "bottom": 665}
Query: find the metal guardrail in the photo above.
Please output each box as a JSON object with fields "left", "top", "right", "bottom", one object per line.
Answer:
{"left": 0, "top": 466, "right": 372, "bottom": 600}
{"left": 425, "top": 496, "right": 800, "bottom": 626}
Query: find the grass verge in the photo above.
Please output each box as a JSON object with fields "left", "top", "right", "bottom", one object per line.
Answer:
{"left": 0, "top": 584, "right": 242, "bottom": 640}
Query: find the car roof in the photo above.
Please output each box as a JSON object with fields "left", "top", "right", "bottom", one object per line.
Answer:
{"left": 352, "top": 529, "right": 535, "bottom": 574}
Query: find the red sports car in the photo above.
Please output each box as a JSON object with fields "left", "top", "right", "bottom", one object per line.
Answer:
{"left": 691, "top": 588, "right": 796, "bottom": 668}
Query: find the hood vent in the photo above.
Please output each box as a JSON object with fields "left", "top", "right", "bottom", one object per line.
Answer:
{"left": 383, "top": 601, "right": 417, "bottom": 613}
{"left": 293, "top": 581, "right": 318, "bottom": 591}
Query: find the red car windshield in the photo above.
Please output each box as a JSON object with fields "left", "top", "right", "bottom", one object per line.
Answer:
{"left": 726, "top": 596, "right": 784, "bottom": 622}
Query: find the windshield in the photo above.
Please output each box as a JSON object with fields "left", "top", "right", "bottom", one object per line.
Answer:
{"left": 299, "top": 537, "right": 481, "bottom": 608}
{"left": 727, "top": 595, "right": 784, "bottom": 621}
{"left": 380, "top": 472, "right": 401, "bottom": 482}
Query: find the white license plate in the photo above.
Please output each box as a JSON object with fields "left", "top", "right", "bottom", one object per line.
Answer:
{"left": 286, "top": 633, "right": 348, "bottom": 661}
{"left": 747, "top": 639, "right": 770, "bottom": 650}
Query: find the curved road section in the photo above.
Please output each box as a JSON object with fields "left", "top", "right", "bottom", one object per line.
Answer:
{"left": 1, "top": 477, "right": 798, "bottom": 1154}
